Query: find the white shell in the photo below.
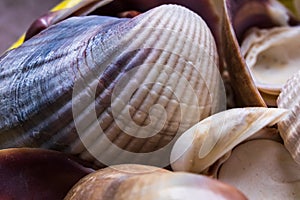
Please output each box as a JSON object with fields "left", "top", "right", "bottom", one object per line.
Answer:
{"left": 74, "top": 4, "right": 226, "bottom": 167}
{"left": 241, "top": 26, "right": 300, "bottom": 105}
{"left": 277, "top": 70, "right": 300, "bottom": 165}
{"left": 218, "top": 140, "right": 300, "bottom": 200}
{"left": 170, "top": 107, "right": 288, "bottom": 173}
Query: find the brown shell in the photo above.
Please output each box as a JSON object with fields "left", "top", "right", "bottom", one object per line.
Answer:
{"left": 65, "top": 167, "right": 246, "bottom": 200}
{"left": 0, "top": 148, "right": 93, "bottom": 200}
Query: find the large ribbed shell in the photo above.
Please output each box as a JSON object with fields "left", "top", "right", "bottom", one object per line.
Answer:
{"left": 0, "top": 5, "right": 224, "bottom": 167}
{"left": 277, "top": 70, "right": 300, "bottom": 165}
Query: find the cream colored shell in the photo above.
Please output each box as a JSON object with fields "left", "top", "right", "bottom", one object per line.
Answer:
{"left": 170, "top": 107, "right": 288, "bottom": 174}
{"left": 241, "top": 26, "right": 300, "bottom": 105}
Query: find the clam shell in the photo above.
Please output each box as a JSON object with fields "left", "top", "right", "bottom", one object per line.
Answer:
{"left": 170, "top": 107, "right": 288, "bottom": 174}
{"left": 0, "top": 5, "right": 225, "bottom": 167}
{"left": 65, "top": 164, "right": 171, "bottom": 199}
{"left": 241, "top": 26, "right": 300, "bottom": 106}
{"left": 65, "top": 169, "right": 247, "bottom": 200}
{"left": 277, "top": 70, "right": 300, "bottom": 164}
{"left": 219, "top": 0, "right": 299, "bottom": 107}
{"left": 219, "top": 0, "right": 268, "bottom": 107}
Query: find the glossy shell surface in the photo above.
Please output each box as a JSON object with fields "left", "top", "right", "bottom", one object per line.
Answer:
{"left": 170, "top": 107, "right": 288, "bottom": 174}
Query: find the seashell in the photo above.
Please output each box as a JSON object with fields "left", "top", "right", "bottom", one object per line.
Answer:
{"left": 218, "top": 0, "right": 299, "bottom": 107}
{"left": 12, "top": 0, "right": 300, "bottom": 107}
{"left": 17, "top": 0, "right": 295, "bottom": 107}
{"left": 65, "top": 164, "right": 170, "bottom": 199}
{"left": 277, "top": 70, "right": 300, "bottom": 165}
{"left": 24, "top": 0, "right": 114, "bottom": 41}
{"left": 0, "top": 148, "right": 93, "bottom": 200}
{"left": 0, "top": 5, "right": 225, "bottom": 167}
{"left": 218, "top": 139, "right": 300, "bottom": 200}
{"left": 241, "top": 26, "right": 300, "bottom": 106}
{"left": 170, "top": 107, "right": 288, "bottom": 174}
{"left": 23, "top": 0, "right": 222, "bottom": 42}
{"left": 247, "top": 126, "right": 283, "bottom": 143}
{"left": 65, "top": 165, "right": 247, "bottom": 200}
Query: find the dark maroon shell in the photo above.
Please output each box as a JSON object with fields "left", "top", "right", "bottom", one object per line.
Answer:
{"left": 0, "top": 148, "right": 93, "bottom": 199}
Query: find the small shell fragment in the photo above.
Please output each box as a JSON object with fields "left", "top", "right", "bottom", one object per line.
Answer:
{"left": 170, "top": 107, "right": 288, "bottom": 174}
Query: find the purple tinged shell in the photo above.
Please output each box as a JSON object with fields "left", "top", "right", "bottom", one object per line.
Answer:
{"left": 0, "top": 148, "right": 93, "bottom": 200}
{"left": 0, "top": 5, "right": 225, "bottom": 167}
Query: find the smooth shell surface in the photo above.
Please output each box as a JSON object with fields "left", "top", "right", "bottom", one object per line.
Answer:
{"left": 241, "top": 26, "right": 300, "bottom": 105}
{"left": 277, "top": 70, "right": 300, "bottom": 164}
{"left": 0, "top": 5, "right": 225, "bottom": 167}
{"left": 170, "top": 107, "right": 288, "bottom": 174}
{"left": 0, "top": 148, "right": 93, "bottom": 200}
{"left": 65, "top": 171, "right": 247, "bottom": 200}
{"left": 219, "top": 0, "right": 299, "bottom": 107}
{"left": 218, "top": 140, "right": 300, "bottom": 200}
{"left": 65, "top": 164, "right": 170, "bottom": 199}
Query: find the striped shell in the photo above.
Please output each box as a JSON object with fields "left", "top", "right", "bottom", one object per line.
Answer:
{"left": 65, "top": 166, "right": 247, "bottom": 200}
{"left": 277, "top": 70, "right": 300, "bottom": 165}
{"left": 0, "top": 5, "right": 225, "bottom": 167}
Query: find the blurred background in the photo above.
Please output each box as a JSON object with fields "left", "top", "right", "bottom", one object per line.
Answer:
{"left": 0, "top": 0, "right": 61, "bottom": 53}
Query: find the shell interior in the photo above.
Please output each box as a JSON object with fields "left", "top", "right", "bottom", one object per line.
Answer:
{"left": 170, "top": 107, "right": 288, "bottom": 173}
{"left": 241, "top": 26, "right": 300, "bottom": 95}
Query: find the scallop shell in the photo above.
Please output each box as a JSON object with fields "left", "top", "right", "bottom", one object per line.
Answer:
{"left": 23, "top": 0, "right": 223, "bottom": 48}
{"left": 277, "top": 70, "right": 300, "bottom": 165}
{"left": 0, "top": 5, "right": 225, "bottom": 167}
{"left": 16, "top": 0, "right": 297, "bottom": 108}
{"left": 241, "top": 26, "right": 300, "bottom": 106}
{"left": 170, "top": 107, "right": 288, "bottom": 174}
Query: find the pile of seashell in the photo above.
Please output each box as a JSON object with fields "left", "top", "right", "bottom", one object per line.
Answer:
{"left": 0, "top": 0, "right": 299, "bottom": 199}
